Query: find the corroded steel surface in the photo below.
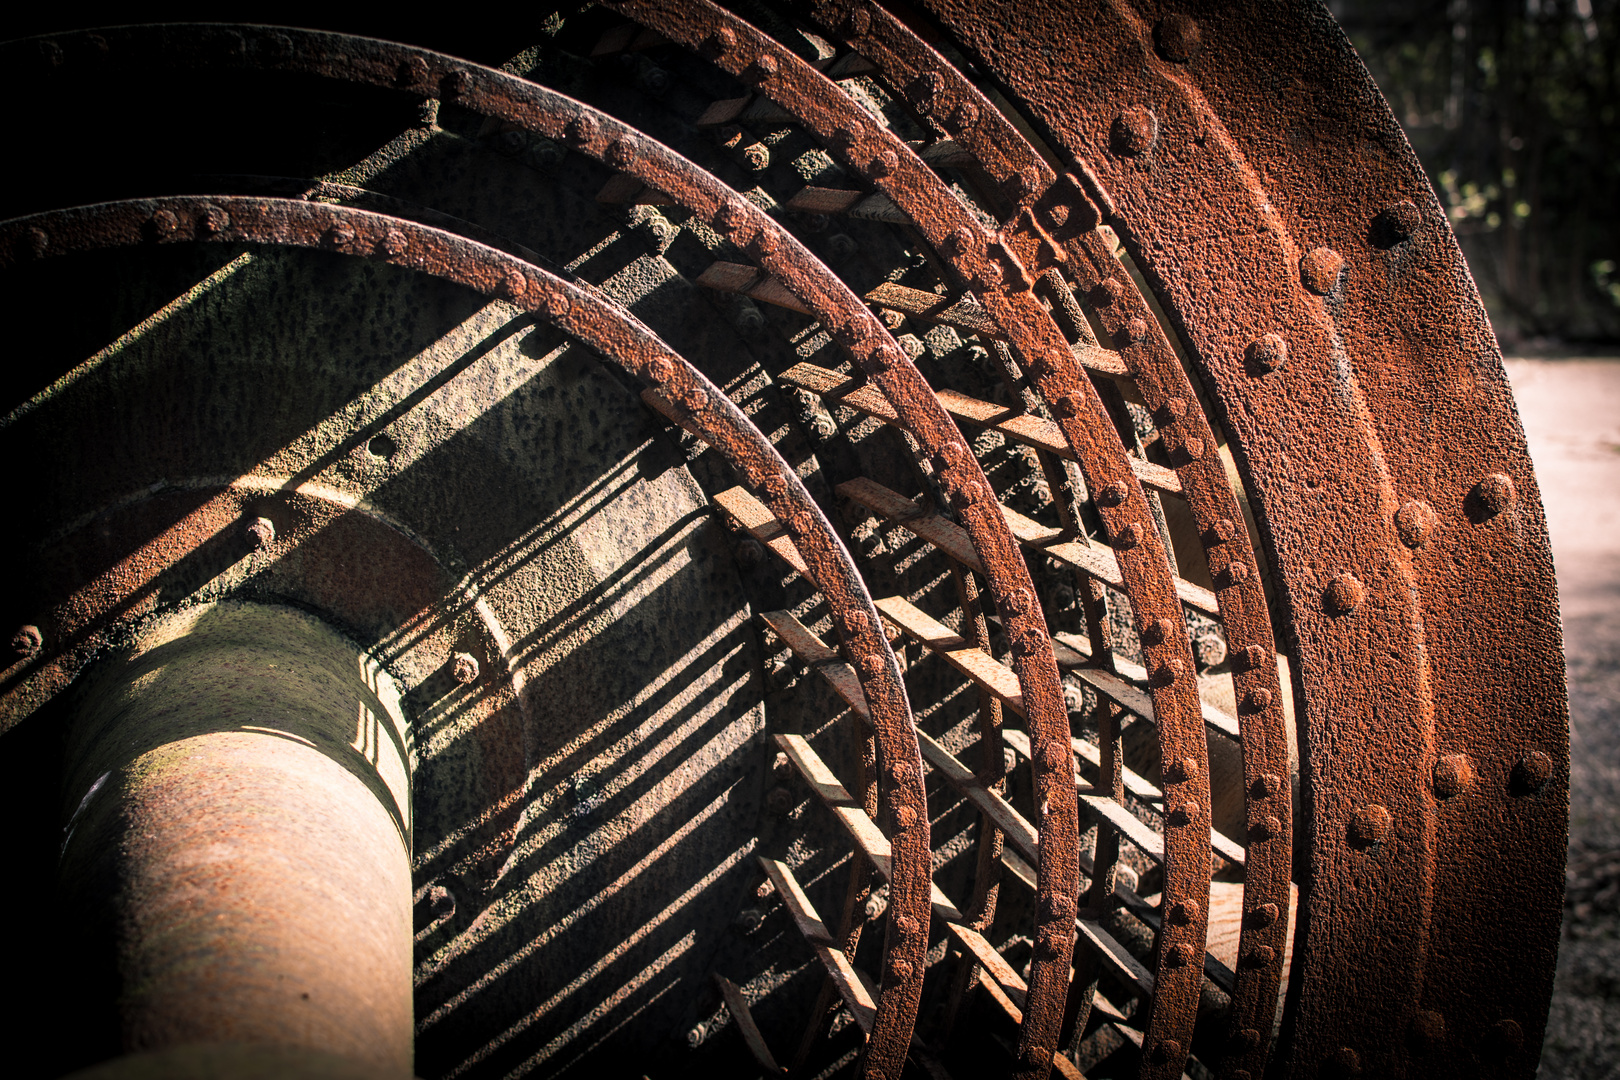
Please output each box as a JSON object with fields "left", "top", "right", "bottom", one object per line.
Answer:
{"left": 0, "top": 3, "right": 1567, "bottom": 1079}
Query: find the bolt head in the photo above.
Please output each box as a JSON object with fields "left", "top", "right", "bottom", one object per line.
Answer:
{"left": 451, "top": 652, "right": 480, "bottom": 685}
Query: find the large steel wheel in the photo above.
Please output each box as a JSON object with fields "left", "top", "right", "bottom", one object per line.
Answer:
{"left": 0, "top": 3, "right": 1565, "bottom": 1079}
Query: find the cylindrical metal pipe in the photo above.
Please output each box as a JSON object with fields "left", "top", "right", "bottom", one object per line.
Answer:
{"left": 58, "top": 602, "right": 414, "bottom": 1075}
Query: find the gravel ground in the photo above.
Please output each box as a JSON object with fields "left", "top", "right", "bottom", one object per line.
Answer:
{"left": 1503, "top": 359, "right": 1620, "bottom": 1078}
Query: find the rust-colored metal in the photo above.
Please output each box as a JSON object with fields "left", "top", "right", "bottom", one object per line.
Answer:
{"left": 0, "top": 4, "right": 1569, "bottom": 1078}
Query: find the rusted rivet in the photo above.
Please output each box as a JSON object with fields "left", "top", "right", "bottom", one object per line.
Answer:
{"left": 1432, "top": 753, "right": 1475, "bottom": 798}
{"left": 1165, "top": 901, "right": 1199, "bottom": 928}
{"left": 1248, "top": 902, "right": 1279, "bottom": 929}
{"left": 749, "top": 53, "right": 779, "bottom": 82}
{"left": 1159, "top": 396, "right": 1188, "bottom": 422}
{"left": 1255, "top": 773, "right": 1283, "bottom": 798}
{"left": 868, "top": 149, "right": 899, "bottom": 178}
{"left": 439, "top": 69, "right": 469, "bottom": 99}
{"left": 1323, "top": 572, "right": 1365, "bottom": 615}
{"left": 1373, "top": 199, "right": 1422, "bottom": 248}
{"left": 716, "top": 200, "right": 750, "bottom": 231}
{"left": 945, "top": 225, "right": 978, "bottom": 257}
{"left": 379, "top": 229, "right": 406, "bottom": 257}
{"left": 1348, "top": 803, "right": 1392, "bottom": 848}
{"left": 705, "top": 27, "right": 736, "bottom": 57}
{"left": 1233, "top": 1028, "right": 1262, "bottom": 1051}
{"left": 765, "top": 786, "right": 793, "bottom": 815}
{"left": 843, "top": 4, "right": 872, "bottom": 35}
{"left": 199, "top": 204, "right": 230, "bottom": 235}
{"left": 1209, "top": 517, "right": 1237, "bottom": 544}
{"left": 1239, "top": 643, "right": 1269, "bottom": 671}
{"left": 894, "top": 914, "right": 920, "bottom": 938}
{"left": 1124, "top": 316, "right": 1150, "bottom": 344}
{"left": 950, "top": 99, "right": 979, "bottom": 130}
{"left": 1395, "top": 499, "right": 1439, "bottom": 547}
{"left": 1170, "top": 800, "right": 1199, "bottom": 825}
{"left": 1511, "top": 749, "right": 1554, "bottom": 795}
{"left": 974, "top": 259, "right": 1004, "bottom": 291}
{"left": 1181, "top": 436, "right": 1206, "bottom": 461}
{"left": 500, "top": 267, "right": 527, "bottom": 301}
{"left": 1144, "top": 615, "right": 1177, "bottom": 645}
{"left": 1051, "top": 393, "right": 1080, "bottom": 419}
{"left": 739, "top": 141, "right": 770, "bottom": 171}
{"left": 888, "top": 957, "right": 913, "bottom": 982}
{"left": 1471, "top": 472, "right": 1517, "bottom": 519}
{"left": 1244, "top": 944, "right": 1277, "bottom": 968}
{"left": 1153, "top": 658, "right": 1185, "bottom": 686}
{"left": 1489, "top": 1018, "right": 1524, "bottom": 1052}
{"left": 1021, "top": 1043, "right": 1051, "bottom": 1068}
{"left": 1096, "top": 481, "right": 1128, "bottom": 507}
{"left": 26, "top": 227, "right": 50, "bottom": 257}
{"left": 1165, "top": 755, "right": 1199, "bottom": 782}
{"left": 844, "top": 610, "right": 870, "bottom": 635}
{"left": 1090, "top": 277, "right": 1126, "bottom": 307}
{"left": 895, "top": 803, "right": 919, "bottom": 830}
{"left": 909, "top": 70, "right": 944, "bottom": 115}
{"left": 1154, "top": 13, "right": 1203, "bottom": 62}
{"left": 1300, "top": 246, "right": 1345, "bottom": 294}
{"left": 1151, "top": 1039, "right": 1183, "bottom": 1063}
{"left": 149, "top": 208, "right": 180, "bottom": 238}
{"left": 649, "top": 357, "right": 676, "bottom": 383}
{"left": 1246, "top": 332, "right": 1288, "bottom": 374}
{"left": 538, "top": 287, "right": 571, "bottom": 320}
{"left": 245, "top": 516, "right": 276, "bottom": 550}
{"left": 1005, "top": 587, "right": 1034, "bottom": 615}
{"left": 452, "top": 652, "right": 480, "bottom": 685}
{"left": 1111, "top": 106, "right": 1158, "bottom": 156}
{"left": 606, "top": 137, "right": 640, "bottom": 168}
{"left": 1041, "top": 741, "right": 1070, "bottom": 773}
{"left": 1113, "top": 522, "right": 1142, "bottom": 548}
{"left": 1249, "top": 813, "right": 1282, "bottom": 841}
{"left": 859, "top": 653, "right": 885, "bottom": 677}
{"left": 1163, "top": 942, "right": 1193, "bottom": 967}
{"left": 1327, "top": 1047, "right": 1362, "bottom": 1078}
{"left": 1041, "top": 893, "right": 1075, "bottom": 921}
{"left": 1244, "top": 687, "right": 1273, "bottom": 711}
{"left": 10, "top": 624, "right": 43, "bottom": 659}
{"left": 564, "top": 114, "right": 598, "bottom": 144}
{"left": 1222, "top": 560, "right": 1250, "bottom": 584}
{"left": 1409, "top": 1010, "right": 1446, "bottom": 1053}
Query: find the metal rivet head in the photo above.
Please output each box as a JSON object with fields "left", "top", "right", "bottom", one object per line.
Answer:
{"left": 1144, "top": 616, "right": 1177, "bottom": 644}
{"left": 1373, "top": 199, "right": 1422, "bottom": 248}
{"left": 1051, "top": 393, "right": 1080, "bottom": 419}
{"left": 440, "top": 69, "right": 469, "bottom": 99}
{"left": 1169, "top": 800, "right": 1199, "bottom": 825}
{"left": 1233, "top": 1028, "right": 1262, "bottom": 1051}
{"left": 1166, "top": 755, "right": 1199, "bottom": 782}
{"left": 1169, "top": 900, "right": 1200, "bottom": 924}
{"left": 26, "top": 227, "right": 50, "bottom": 257}
{"left": 1209, "top": 517, "right": 1236, "bottom": 544}
{"left": 950, "top": 99, "right": 979, "bottom": 131}
{"left": 909, "top": 70, "right": 944, "bottom": 114}
{"left": 1432, "top": 753, "right": 1475, "bottom": 798}
{"left": 1111, "top": 106, "right": 1158, "bottom": 155}
{"left": 198, "top": 205, "right": 230, "bottom": 235}
{"left": 1348, "top": 803, "right": 1392, "bottom": 848}
{"left": 606, "top": 137, "right": 640, "bottom": 169}
{"left": 245, "top": 516, "right": 275, "bottom": 549}
{"left": 1470, "top": 472, "right": 1517, "bottom": 519}
{"left": 1244, "top": 687, "right": 1273, "bottom": 711}
{"left": 1324, "top": 572, "right": 1365, "bottom": 615}
{"left": 1248, "top": 902, "right": 1279, "bottom": 929}
{"left": 1021, "top": 1043, "right": 1051, "bottom": 1068}
{"left": 1151, "top": 1038, "right": 1183, "bottom": 1063}
{"left": 1301, "top": 247, "right": 1345, "bottom": 295}
{"left": 1489, "top": 1018, "right": 1524, "bottom": 1052}
{"left": 1409, "top": 1010, "right": 1446, "bottom": 1053}
{"left": 1239, "top": 643, "right": 1269, "bottom": 671}
{"left": 1222, "top": 560, "right": 1250, "bottom": 584}
{"left": 500, "top": 267, "right": 527, "bottom": 301}
{"left": 1124, "top": 316, "right": 1151, "bottom": 344}
{"left": 1090, "top": 277, "right": 1126, "bottom": 307}
{"left": 10, "top": 624, "right": 43, "bottom": 659}
{"left": 1159, "top": 396, "right": 1187, "bottom": 422}
{"left": 1246, "top": 332, "right": 1288, "bottom": 373}
{"left": 945, "top": 225, "right": 978, "bottom": 257}
{"left": 894, "top": 804, "right": 918, "bottom": 831}
{"left": 843, "top": 4, "right": 872, "bottom": 36}
{"left": 1096, "top": 481, "right": 1128, "bottom": 507}
{"left": 1327, "top": 1047, "right": 1362, "bottom": 1078}
{"left": 452, "top": 652, "right": 480, "bottom": 685}
{"left": 1248, "top": 813, "right": 1282, "bottom": 841}
{"left": 750, "top": 54, "right": 779, "bottom": 82}
{"left": 1244, "top": 944, "right": 1277, "bottom": 968}
{"left": 538, "top": 287, "right": 571, "bottom": 320}
{"left": 149, "top": 208, "right": 180, "bottom": 238}
{"left": 648, "top": 357, "right": 676, "bottom": 383}
{"left": 868, "top": 149, "right": 899, "bottom": 178}
{"left": 859, "top": 653, "right": 885, "bottom": 677}
{"left": 895, "top": 914, "right": 919, "bottom": 935}
{"left": 1112, "top": 521, "right": 1142, "bottom": 549}
{"left": 1153, "top": 658, "right": 1185, "bottom": 686}
{"left": 1255, "top": 773, "right": 1284, "bottom": 799}
{"left": 1511, "top": 749, "right": 1554, "bottom": 795}
{"left": 1154, "top": 14, "right": 1203, "bottom": 63}
{"left": 1163, "top": 942, "right": 1193, "bottom": 967}
{"left": 564, "top": 114, "right": 598, "bottom": 144}
{"left": 1395, "top": 499, "right": 1439, "bottom": 547}
{"left": 705, "top": 27, "right": 736, "bottom": 57}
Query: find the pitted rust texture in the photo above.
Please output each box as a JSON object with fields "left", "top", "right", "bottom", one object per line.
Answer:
{"left": 914, "top": 0, "right": 1565, "bottom": 1074}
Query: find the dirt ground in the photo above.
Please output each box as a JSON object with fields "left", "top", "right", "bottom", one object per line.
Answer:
{"left": 1502, "top": 359, "right": 1620, "bottom": 1078}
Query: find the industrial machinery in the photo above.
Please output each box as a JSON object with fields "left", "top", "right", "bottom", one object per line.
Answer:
{"left": 0, "top": 3, "right": 1567, "bottom": 1078}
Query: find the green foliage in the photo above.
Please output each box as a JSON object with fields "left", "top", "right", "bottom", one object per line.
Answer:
{"left": 1341, "top": 0, "right": 1620, "bottom": 342}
